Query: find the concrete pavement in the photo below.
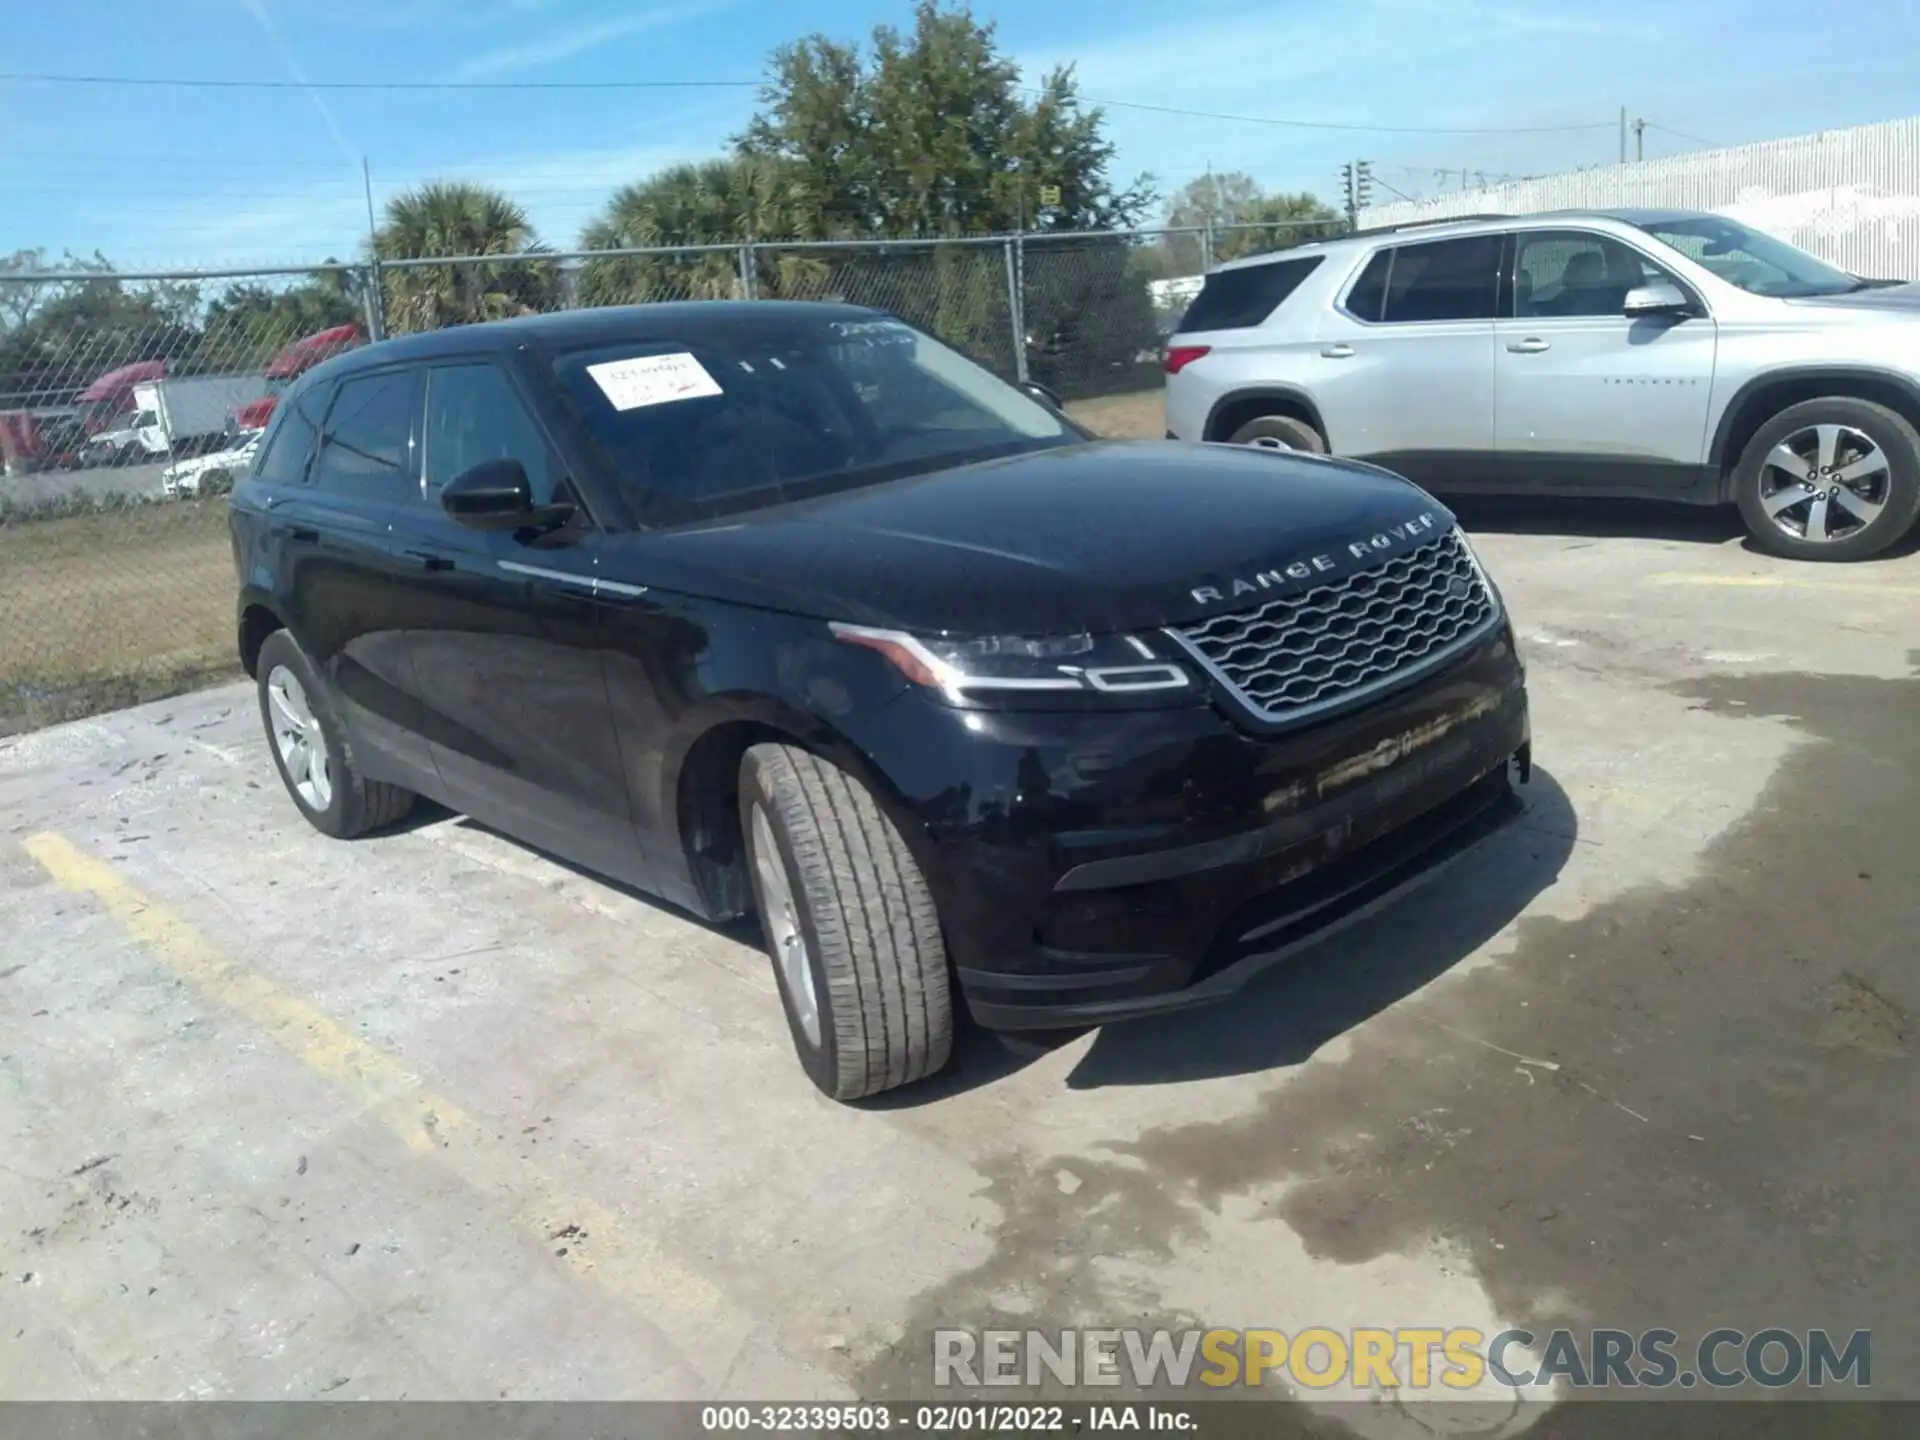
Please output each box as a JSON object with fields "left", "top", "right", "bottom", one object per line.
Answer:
{"left": 1, "top": 511, "right": 1915, "bottom": 1434}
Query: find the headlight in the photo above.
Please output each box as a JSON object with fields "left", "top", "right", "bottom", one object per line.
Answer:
{"left": 830, "top": 623, "right": 1192, "bottom": 703}
{"left": 1453, "top": 527, "right": 1504, "bottom": 609}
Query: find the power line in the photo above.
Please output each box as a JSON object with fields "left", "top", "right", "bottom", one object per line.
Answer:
{"left": 1647, "top": 120, "right": 1718, "bottom": 148}
{"left": 1077, "top": 98, "right": 1616, "bottom": 136}
{"left": 0, "top": 68, "right": 1622, "bottom": 135}
{"left": 0, "top": 71, "right": 761, "bottom": 92}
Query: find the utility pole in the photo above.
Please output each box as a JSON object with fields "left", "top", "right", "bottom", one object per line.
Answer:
{"left": 1619, "top": 106, "right": 1628, "bottom": 164}
{"left": 1632, "top": 117, "right": 1647, "bottom": 161}
{"left": 361, "top": 156, "right": 385, "bottom": 343}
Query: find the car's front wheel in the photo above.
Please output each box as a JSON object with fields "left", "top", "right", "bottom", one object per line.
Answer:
{"left": 1227, "top": 414, "right": 1326, "bottom": 454}
{"left": 740, "top": 743, "right": 953, "bottom": 1101}
{"left": 255, "top": 629, "right": 414, "bottom": 839}
{"left": 1733, "top": 397, "right": 1920, "bottom": 561}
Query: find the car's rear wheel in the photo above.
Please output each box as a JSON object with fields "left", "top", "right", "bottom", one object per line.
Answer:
{"left": 1227, "top": 414, "right": 1326, "bottom": 454}
{"left": 197, "top": 468, "right": 232, "bottom": 497}
{"left": 740, "top": 743, "right": 953, "bottom": 1101}
{"left": 1733, "top": 398, "right": 1920, "bottom": 561}
{"left": 255, "top": 629, "right": 414, "bottom": 839}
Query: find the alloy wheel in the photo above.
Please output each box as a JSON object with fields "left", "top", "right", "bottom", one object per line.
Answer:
{"left": 1756, "top": 423, "right": 1891, "bottom": 544}
{"left": 265, "top": 664, "right": 333, "bottom": 812}
{"left": 751, "top": 804, "right": 822, "bottom": 1048}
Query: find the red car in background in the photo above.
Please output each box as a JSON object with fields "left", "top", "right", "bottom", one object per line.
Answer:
{"left": 233, "top": 323, "right": 363, "bottom": 432}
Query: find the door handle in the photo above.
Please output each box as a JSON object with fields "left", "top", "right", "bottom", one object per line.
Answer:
{"left": 1320, "top": 344, "right": 1356, "bottom": 359}
{"left": 1506, "top": 337, "right": 1552, "bottom": 354}
{"left": 288, "top": 525, "right": 319, "bottom": 542}
{"left": 403, "top": 549, "right": 455, "bottom": 572}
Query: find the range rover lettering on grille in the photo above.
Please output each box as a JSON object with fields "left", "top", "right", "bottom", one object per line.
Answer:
{"left": 1189, "top": 511, "right": 1440, "bottom": 606}
{"left": 1169, "top": 524, "right": 1497, "bottom": 728}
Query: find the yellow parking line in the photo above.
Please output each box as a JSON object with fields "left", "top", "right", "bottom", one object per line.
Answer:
{"left": 22, "top": 831, "right": 737, "bottom": 1345}
{"left": 1648, "top": 572, "right": 1920, "bottom": 598}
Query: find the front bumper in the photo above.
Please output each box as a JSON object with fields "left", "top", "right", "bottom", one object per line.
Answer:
{"left": 858, "top": 623, "right": 1530, "bottom": 1030}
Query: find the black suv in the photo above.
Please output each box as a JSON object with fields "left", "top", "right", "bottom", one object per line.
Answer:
{"left": 229, "top": 302, "right": 1531, "bottom": 1100}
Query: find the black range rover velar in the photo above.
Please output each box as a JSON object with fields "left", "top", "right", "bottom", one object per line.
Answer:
{"left": 229, "top": 302, "right": 1530, "bottom": 1100}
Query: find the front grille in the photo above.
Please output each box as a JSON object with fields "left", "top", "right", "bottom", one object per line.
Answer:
{"left": 1170, "top": 528, "right": 1497, "bottom": 726}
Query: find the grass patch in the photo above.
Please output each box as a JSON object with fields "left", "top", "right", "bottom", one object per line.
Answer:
{"left": 1064, "top": 389, "right": 1163, "bottom": 441}
{"left": 0, "top": 498, "right": 239, "bottom": 736}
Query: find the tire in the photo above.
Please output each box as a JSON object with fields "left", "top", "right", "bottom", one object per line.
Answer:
{"left": 255, "top": 630, "right": 414, "bottom": 839}
{"left": 740, "top": 743, "right": 953, "bottom": 1101}
{"left": 1732, "top": 397, "right": 1920, "bottom": 562}
{"left": 1227, "top": 414, "right": 1327, "bottom": 453}
{"left": 198, "top": 468, "right": 232, "bottom": 497}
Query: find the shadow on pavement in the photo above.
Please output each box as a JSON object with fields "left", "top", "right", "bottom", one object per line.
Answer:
{"left": 875, "top": 767, "right": 1577, "bottom": 1107}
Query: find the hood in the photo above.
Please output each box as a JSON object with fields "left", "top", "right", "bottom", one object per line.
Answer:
{"left": 1785, "top": 282, "right": 1920, "bottom": 314}
{"left": 603, "top": 441, "right": 1453, "bottom": 635}
{"left": 79, "top": 358, "right": 167, "bottom": 402}
{"left": 235, "top": 396, "right": 278, "bottom": 428}
{"left": 265, "top": 324, "right": 362, "bottom": 378}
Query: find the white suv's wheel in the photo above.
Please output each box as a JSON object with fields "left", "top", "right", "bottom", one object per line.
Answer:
{"left": 1228, "top": 415, "right": 1326, "bottom": 453}
{"left": 1734, "top": 398, "right": 1920, "bottom": 562}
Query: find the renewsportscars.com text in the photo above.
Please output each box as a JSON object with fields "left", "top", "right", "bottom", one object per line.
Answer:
{"left": 932, "top": 1327, "right": 1871, "bottom": 1390}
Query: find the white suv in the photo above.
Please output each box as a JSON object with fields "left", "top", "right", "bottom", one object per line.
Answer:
{"left": 1164, "top": 208, "right": 1920, "bottom": 561}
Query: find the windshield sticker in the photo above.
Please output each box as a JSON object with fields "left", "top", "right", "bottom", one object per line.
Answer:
{"left": 586, "top": 352, "right": 723, "bottom": 411}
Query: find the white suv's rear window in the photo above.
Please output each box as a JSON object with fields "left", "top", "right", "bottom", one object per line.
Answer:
{"left": 1176, "top": 256, "right": 1324, "bottom": 334}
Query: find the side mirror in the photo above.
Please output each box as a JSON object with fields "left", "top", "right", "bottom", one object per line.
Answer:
{"left": 440, "top": 458, "right": 574, "bottom": 531}
{"left": 1624, "top": 282, "right": 1694, "bottom": 319}
{"left": 1019, "top": 379, "right": 1064, "bottom": 410}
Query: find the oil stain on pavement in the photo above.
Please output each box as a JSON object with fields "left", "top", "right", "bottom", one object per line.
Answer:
{"left": 852, "top": 671, "right": 1919, "bottom": 1432}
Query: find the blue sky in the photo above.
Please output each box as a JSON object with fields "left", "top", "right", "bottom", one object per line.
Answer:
{"left": 3, "top": 0, "right": 1914, "bottom": 269}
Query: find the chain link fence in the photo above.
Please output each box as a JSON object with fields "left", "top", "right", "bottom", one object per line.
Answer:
{"left": 1, "top": 222, "right": 1344, "bottom": 735}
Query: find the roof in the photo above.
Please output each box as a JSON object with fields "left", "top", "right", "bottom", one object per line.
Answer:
{"left": 1207, "top": 206, "right": 1724, "bottom": 274}
{"left": 320, "top": 300, "right": 885, "bottom": 378}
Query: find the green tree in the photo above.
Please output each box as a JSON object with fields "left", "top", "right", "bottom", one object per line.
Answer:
{"left": 198, "top": 268, "right": 363, "bottom": 372}
{"left": 1160, "top": 172, "right": 1344, "bottom": 271}
{"left": 577, "top": 157, "right": 825, "bottom": 305}
{"left": 0, "top": 253, "right": 203, "bottom": 405}
{"left": 374, "top": 182, "right": 554, "bottom": 334}
{"left": 734, "top": 0, "right": 1152, "bottom": 238}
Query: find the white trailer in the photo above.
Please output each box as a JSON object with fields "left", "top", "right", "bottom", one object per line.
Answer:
{"left": 88, "top": 374, "right": 269, "bottom": 462}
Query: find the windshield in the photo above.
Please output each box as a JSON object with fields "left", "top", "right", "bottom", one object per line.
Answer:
{"left": 1633, "top": 215, "right": 1860, "bottom": 297}
{"left": 549, "top": 315, "right": 1076, "bottom": 523}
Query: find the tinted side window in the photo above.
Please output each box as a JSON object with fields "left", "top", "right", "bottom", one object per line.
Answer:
{"left": 1381, "top": 235, "right": 1502, "bottom": 323}
{"left": 421, "top": 363, "right": 558, "bottom": 505}
{"left": 1176, "top": 257, "right": 1325, "bottom": 333}
{"left": 1514, "top": 229, "right": 1679, "bottom": 318}
{"left": 253, "top": 387, "right": 325, "bottom": 486}
{"left": 1342, "top": 249, "right": 1393, "bottom": 322}
{"left": 312, "top": 370, "right": 418, "bottom": 502}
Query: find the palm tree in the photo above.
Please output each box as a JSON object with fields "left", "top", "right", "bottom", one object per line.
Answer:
{"left": 577, "top": 157, "right": 826, "bottom": 306}
{"left": 374, "top": 182, "right": 554, "bottom": 334}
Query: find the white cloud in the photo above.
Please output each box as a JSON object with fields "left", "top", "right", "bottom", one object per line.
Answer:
{"left": 451, "top": 0, "right": 740, "bottom": 80}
